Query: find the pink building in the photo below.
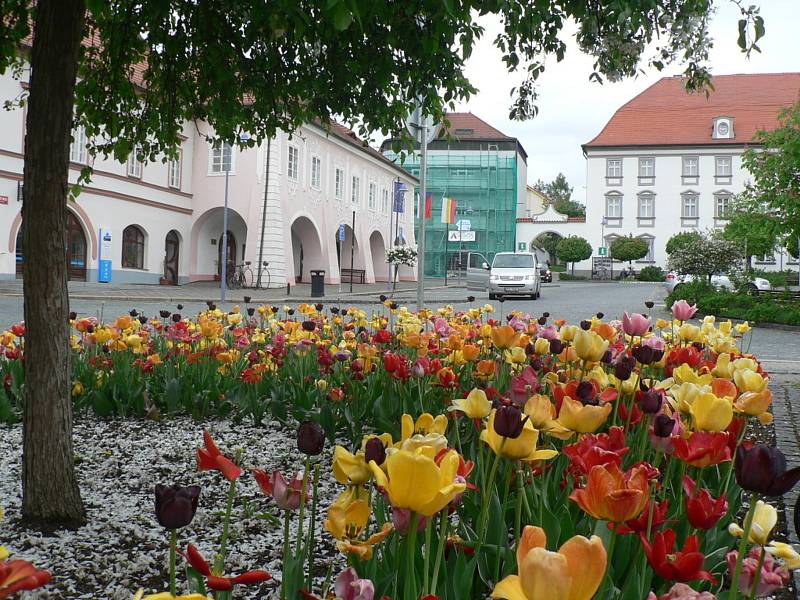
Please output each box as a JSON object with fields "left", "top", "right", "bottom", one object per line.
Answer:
{"left": 0, "top": 67, "right": 417, "bottom": 286}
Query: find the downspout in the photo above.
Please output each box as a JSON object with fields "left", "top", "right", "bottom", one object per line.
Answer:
{"left": 257, "top": 137, "right": 271, "bottom": 288}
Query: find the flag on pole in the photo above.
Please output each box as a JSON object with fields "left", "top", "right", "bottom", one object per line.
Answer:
{"left": 424, "top": 193, "right": 433, "bottom": 220}
{"left": 440, "top": 196, "right": 457, "bottom": 224}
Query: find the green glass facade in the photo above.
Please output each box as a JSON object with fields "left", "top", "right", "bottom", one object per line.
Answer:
{"left": 384, "top": 150, "right": 519, "bottom": 278}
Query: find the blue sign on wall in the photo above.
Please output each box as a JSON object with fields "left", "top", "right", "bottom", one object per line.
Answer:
{"left": 393, "top": 181, "right": 405, "bottom": 213}
{"left": 98, "top": 228, "right": 112, "bottom": 283}
{"left": 338, "top": 223, "right": 346, "bottom": 241}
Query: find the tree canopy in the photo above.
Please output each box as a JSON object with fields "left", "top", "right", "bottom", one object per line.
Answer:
{"left": 665, "top": 231, "right": 703, "bottom": 255}
{"left": 609, "top": 235, "right": 649, "bottom": 263}
{"left": 532, "top": 173, "right": 585, "bottom": 218}
{"left": 555, "top": 236, "right": 592, "bottom": 274}
{"left": 721, "top": 196, "right": 781, "bottom": 269}
{"left": 667, "top": 232, "right": 743, "bottom": 282}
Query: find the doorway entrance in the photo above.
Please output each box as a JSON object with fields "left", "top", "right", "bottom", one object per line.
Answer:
{"left": 217, "top": 231, "right": 237, "bottom": 278}
{"left": 163, "top": 230, "right": 180, "bottom": 284}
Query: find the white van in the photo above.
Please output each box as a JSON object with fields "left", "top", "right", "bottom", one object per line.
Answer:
{"left": 466, "top": 251, "right": 541, "bottom": 300}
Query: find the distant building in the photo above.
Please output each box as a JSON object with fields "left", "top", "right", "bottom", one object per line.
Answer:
{"left": 518, "top": 73, "right": 800, "bottom": 275}
{"left": 381, "top": 112, "right": 527, "bottom": 277}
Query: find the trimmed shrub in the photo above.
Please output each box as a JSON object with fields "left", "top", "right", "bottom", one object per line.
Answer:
{"left": 637, "top": 265, "right": 664, "bottom": 282}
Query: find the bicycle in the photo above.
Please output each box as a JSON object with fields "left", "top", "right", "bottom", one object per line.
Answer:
{"left": 227, "top": 261, "right": 253, "bottom": 289}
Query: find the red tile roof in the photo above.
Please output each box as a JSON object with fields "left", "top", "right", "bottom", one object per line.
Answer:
{"left": 441, "top": 112, "right": 515, "bottom": 141}
{"left": 584, "top": 73, "right": 800, "bottom": 148}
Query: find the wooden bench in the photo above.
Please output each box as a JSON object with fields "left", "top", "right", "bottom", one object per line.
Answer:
{"left": 341, "top": 268, "right": 366, "bottom": 284}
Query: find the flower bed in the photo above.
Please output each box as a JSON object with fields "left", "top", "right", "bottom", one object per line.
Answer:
{"left": 2, "top": 301, "right": 799, "bottom": 599}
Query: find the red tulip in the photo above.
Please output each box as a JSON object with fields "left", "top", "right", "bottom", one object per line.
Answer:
{"left": 611, "top": 498, "right": 669, "bottom": 535}
{"left": 0, "top": 559, "right": 51, "bottom": 598}
{"left": 180, "top": 544, "right": 270, "bottom": 591}
{"left": 683, "top": 476, "right": 729, "bottom": 530}
{"left": 640, "top": 529, "right": 716, "bottom": 584}
{"left": 564, "top": 426, "right": 629, "bottom": 478}
{"left": 197, "top": 431, "right": 242, "bottom": 481}
{"left": 253, "top": 469, "right": 307, "bottom": 511}
{"left": 672, "top": 431, "right": 731, "bottom": 468}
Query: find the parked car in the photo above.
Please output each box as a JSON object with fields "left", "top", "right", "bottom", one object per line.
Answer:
{"left": 466, "top": 251, "right": 541, "bottom": 300}
{"left": 664, "top": 272, "right": 772, "bottom": 294}
{"left": 540, "top": 266, "right": 552, "bottom": 283}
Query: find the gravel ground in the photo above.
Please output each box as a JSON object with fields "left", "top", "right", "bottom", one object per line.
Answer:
{"left": 0, "top": 416, "right": 341, "bottom": 599}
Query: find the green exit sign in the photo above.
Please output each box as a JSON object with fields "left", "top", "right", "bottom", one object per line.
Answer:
{"left": 598, "top": 246, "right": 607, "bottom": 256}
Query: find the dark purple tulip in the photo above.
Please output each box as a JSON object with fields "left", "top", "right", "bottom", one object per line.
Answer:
{"left": 390, "top": 302, "right": 398, "bottom": 310}
{"left": 537, "top": 317, "right": 547, "bottom": 326}
{"left": 206, "top": 300, "right": 214, "bottom": 307}
{"left": 330, "top": 307, "right": 340, "bottom": 314}
{"left": 171, "top": 313, "right": 182, "bottom": 323}
{"left": 247, "top": 307, "right": 255, "bottom": 317}
{"left": 576, "top": 381, "right": 597, "bottom": 405}
{"left": 493, "top": 405, "right": 524, "bottom": 439}
{"left": 467, "top": 296, "right": 476, "bottom": 303}
{"left": 302, "top": 320, "right": 316, "bottom": 332}
{"left": 735, "top": 444, "right": 800, "bottom": 496}
{"left": 69, "top": 311, "right": 77, "bottom": 321}
{"left": 364, "top": 437, "right": 387, "bottom": 465}
{"left": 287, "top": 309, "right": 295, "bottom": 316}
{"left": 139, "top": 315, "right": 148, "bottom": 325}
{"left": 129, "top": 309, "right": 138, "bottom": 317}
{"left": 271, "top": 306, "right": 280, "bottom": 313}
{"left": 580, "top": 320, "right": 591, "bottom": 331}
{"left": 637, "top": 388, "right": 663, "bottom": 414}
{"left": 549, "top": 339, "right": 564, "bottom": 355}
{"left": 155, "top": 484, "right": 200, "bottom": 529}
{"left": 243, "top": 296, "right": 251, "bottom": 304}
{"left": 314, "top": 303, "right": 323, "bottom": 311}
{"left": 297, "top": 420, "right": 325, "bottom": 455}
{"left": 176, "top": 304, "right": 184, "bottom": 310}
{"left": 542, "top": 312, "right": 550, "bottom": 318}
{"left": 596, "top": 312, "right": 604, "bottom": 319}
{"left": 601, "top": 350, "right": 613, "bottom": 365}
{"left": 379, "top": 295, "right": 387, "bottom": 302}
{"left": 614, "top": 353, "right": 636, "bottom": 381}
{"left": 645, "top": 301, "right": 655, "bottom": 309}
{"left": 159, "top": 310, "right": 171, "bottom": 319}
{"left": 632, "top": 344, "right": 656, "bottom": 365}
{"left": 653, "top": 414, "right": 676, "bottom": 437}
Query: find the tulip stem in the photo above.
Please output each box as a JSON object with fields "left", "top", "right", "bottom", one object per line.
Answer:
{"left": 406, "top": 512, "right": 419, "bottom": 600}
{"left": 514, "top": 467, "right": 524, "bottom": 547}
{"left": 728, "top": 493, "right": 759, "bottom": 600}
{"left": 423, "top": 516, "right": 433, "bottom": 594}
{"left": 599, "top": 527, "right": 617, "bottom": 599}
{"left": 306, "top": 463, "right": 320, "bottom": 589}
{"left": 216, "top": 478, "right": 237, "bottom": 573}
{"left": 281, "top": 509, "right": 291, "bottom": 600}
{"left": 430, "top": 510, "right": 448, "bottom": 596}
{"left": 169, "top": 528, "right": 177, "bottom": 596}
{"left": 296, "top": 456, "right": 312, "bottom": 554}
{"left": 747, "top": 546, "right": 767, "bottom": 600}
{"left": 478, "top": 442, "right": 504, "bottom": 549}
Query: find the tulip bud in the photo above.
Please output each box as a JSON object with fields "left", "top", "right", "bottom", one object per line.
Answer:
{"left": 287, "top": 309, "right": 295, "bottom": 315}
{"left": 243, "top": 296, "right": 251, "bottom": 304}
{"left": 364, "top": 437, "right": 387, "bottom": 465}
{"left": 493, "top": 405, "right": 525, "bottom": 439}
{"left": 172, "top": 313, "right": 182, "bottom": 323}
{"left": 735, "top": 444, "right": 800, "bottom": 496}
{"left": 139, "top": 316, "right": 148, "bottom": 325}
{"left": 69, "top": 311, "right": 78, "bottom": 321}
{"left": 579, "top": 320, "right": 591, "bottom": 330}
{"left": 537, "top": 316, "right": 547, "bottom": 326}
{"left": 596, "top": 312, "right": 604, "bottom": 319}
{"left": 543, "top": 312, "right": 550, "bottom": 318}
{"left": 653, "top": 414, "right": 676, "bottom": 437}
{"left": 645, "top": 301, "right": 655, "bottom": 309}
{"left": 159, "top": 310, "right": 171, "bottom": 318}
{"left": 176, "top": 304, "right": 184, "bottom": 310}
{"left": 315, "top": 303, "right": 323, "bottom": 311}
{"left": 549, "top": 339, "right": 564, "bottom": 355}
{"left": 302, "top": 320, "right": 316, "bottom": 332}
{"left": 638, "top": 388, "right": 663, "bottom": 414}
{"left": 297, "top": 421, "right": 326, "bottom": 455}
{"left": 379, "top": 295, "right": 387, "bottom": 302}
{"left": 129, "top": 309, "right": 138, "bottom": 317}
{"left": 467, "top": 296, "right": 476, "bottom": 303}
{"left": 247, "top": 307, "right": 255, "bottom": 317}
{"left": 154, "top": 484, "right": 201, "bottom": 529}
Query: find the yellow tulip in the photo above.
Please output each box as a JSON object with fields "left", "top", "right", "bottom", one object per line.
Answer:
{"left": 332, "top": 446, "right": 372, "bottom": 485}
{"left": 71, "top": 380, "right": 84, "bottom": 397}
{"left": 491, "top": 325, "right": 521, "bottom": 350}
{"left": 368, "top": 447, "right": 466, "bottom": 517}
{"left": 324, "top": 498, "right": 370, "bottom": 540}
{"left": 719, "top": 320, "right": 733, "bottom": 336}
{"left": 670, "top": 382, "right": 709, "bottom": 413}
{"left": 572, "top": 329, "right": 608, "bottom": 363}
{"left": 711, "top": 353, "right": 733, "bottom": 378}
{"left": 735, "top": 322, "right": 752, "bottom": 334}
{"left": 671, "top": 364, "right": 713, "bottom": 387}
{"left": 655, "top": 318, "right": 670, "bottom": 330}
{"left": 505, "top": 347, "right": 527, "bottom": 366}
{"left": 733, "top": 369, "right": 768, "bottom": 393}
{"left": 450, "top": 388, "right": 492, "bottom": 419}
{"left": 557, "top": 396, "right": 612, "bottom": 434}
{"left": 732, "top": 357, "right": 758, "bottom": 372}
{"left": 533, "top": 337, "right": 550, "bottom": 355}
{"left": 766, "top": 542, "right": 800, "bottom": 570}
{"left": 492, "top": 525, "right": 607, "bottom": 600}
{"left": 678, "top": 323, "right": 701, "bottom": 342}
{"left": 481, "top": 410, "right": 558, "bottom": 462}
{"left": 733, "top": 389, "right": 774, "bottom": 424}
{"left": 524, "top": 395, "right": 572, "bottom": 440}
{"left": 689, "top": 392, "right": 733, "bottom": 432}
{"left": 728, "top": 500, "right": 777, "bottom": 545}
{"left": 133, "top": 592, "right": 212, "bottom": 600}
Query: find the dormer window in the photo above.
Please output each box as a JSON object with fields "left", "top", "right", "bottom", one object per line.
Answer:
{"left": 712, "top": 117, "right": 734, "bottom": 140}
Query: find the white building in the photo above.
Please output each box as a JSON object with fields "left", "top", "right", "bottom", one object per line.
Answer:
{"left": 0, "top": 64, "right": 417, "bottom": 286}
{"left": 517, "top": 72, "right": 800, "bottom": 275}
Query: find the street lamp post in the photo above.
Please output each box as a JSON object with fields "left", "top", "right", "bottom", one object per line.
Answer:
{"left": 220, "top": 133, "right": 250, "bottom": 304}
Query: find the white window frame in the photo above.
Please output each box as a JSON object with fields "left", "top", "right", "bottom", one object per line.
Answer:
{"left": 682, "top": 193, "right": 699, "bottom": 218}
{"left": 351, "top": 175, "right": 360, "bottom": 205}
{"left": 209, "top": 143, "right": 234, "bottom": 174}
{"left": 605, "top": 192, "right": 622, "bottom": 218}
{"left": 606, "top": 158, "right": 623, "bottom": 178}
{"left": 287, "top": 145, "right": 299, "bottom": 181}
{"left": 715, "top": 193, "right": 732, "bottom": 219}
{"left": 310, "top": 155, "right": 322, "bottom": 190}
{"left": 637, "top": 236, "right": 655, "bottom": 262}
{"left": 168, "top": 151, "right": 182, "bottom": 189}
{"left": 70, "top": 125, "right": 88, "bottom": 164}
{"left": 127, "top": 149, "right": 143, "bottom": 178}
{"left": 368, "top": 181, "right": 377, "bottom": 210}
{"left": 381, "top": 187, "right": 389, "bottom": 213}
{"left": 637, "top": 192, "right": 655, "bottom": 218}
{"left": 682, "top": 156, "right": 699, "bottom": 177}
{"left": 715, "top": 156, "right": 732, "bottom": 177}
{"left": 638, "top": 157, "right": 655, "bottom": 178}
{"left": 334, "top": 168, "right": 344, "bottom": 201}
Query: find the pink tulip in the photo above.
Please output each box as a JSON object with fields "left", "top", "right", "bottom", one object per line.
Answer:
{"left": 622, "top": 312, "right": 651, "bottom": 337}
{"left": 726, "top": 548, "right": 789, "bottom": 598}
{"left": 391, "top": 506, "right": 427, "bottom": 534}
{"left": 671, "top": 299, "right": 698, "bottom": 321}
{"left": 644, "top": 335, "right": 665, "bottom": 351}
{"left": 647, "top": 583, "right": 717, "bottom": 599}
{"left": 334, "top": 568, "right": 375, "bottom": 600}
{"left": 253, "top": 469, "right": 307, "bottom": 511}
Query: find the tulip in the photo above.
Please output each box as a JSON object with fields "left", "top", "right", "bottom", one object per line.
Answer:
{"left": 672, "top": 431, "right": 731, "bottom": 468}
{"left": 557, "top": 396, "right": 612, "bottom": 434}
{"left": 640, "top": 529, "right": 715, "bottom": 583}
{"left": 334, "top": 567, "right": 376, "bottom": 600}
{"left": 132, "top": 591, "right": 212, "bottom": 600}
{"left": 332, "top": 446, "right": 372, "bottom": 485}
{"left": 0, "top": 559, "right": 51, "bottom": 597}
{"left": 689, "top": 392, "right": 733, "bottom": 432}
{"left": 481, "top": 409, "right": 558, "bottom": 462}
{"left": 765, "top": 541, "right": 800, "bottom": 570}
{"left": 324, "top": 499, "right": 370, "bottom": 541}
{"left": 449, "top": 388, "right": 492, "bottom": 419}
{"left": 612, "top": 498, "right": 669, "bottom": 535}
{"left": 154, "top": 484, "right": 201, "bottom": 529}
{"left": 733, "top": 389, "right": 773, "bottom": 424}
{"left": 363, "top": 437, "right": 387, "bottom": 466}
{"left": 368, "top": 447, "right": 466, "bottom": 517}
{"left": 297, "top": 420, "right": 326, "bottom": 455}
{"left": 636, "top": 387, "right": 664, "bottom": 414}
{"left": 401, "top": 413, "right": 448, "bottom": 439}
{"left": 646, "top": 583, "right": 716, "bottom": 600}
{"left": 180, "top": 544, "right": 270, "bottom": 591}
{"left": 196, "top": 431, "right": 242, "bottom": 481}
{"left": 683, "top": 476, "right": 728, "bottom": 530}
{"left": 735, "top": 444, "right": 800, "bottom": 496}
{"left": 533, "top": 337, "right": 550, "bottom": 355}
{"left": 570, "top": 463, "right": 649, "bottom": 522}
{"left": 573, "top": 329, "right": 609, "bottom": 363}
{"left": 491, "top": 325, "right": 521, "bottom": 350}
{"left": 491, "top": 525, "right": 607, "bottom": 600}
{"left": 671, "top": 300, "right": 698, "bottom": 321}
{"left": 253, "top": 469, "right": 307, "bottom": 511}
{"left": 728, "top": 500, "right": 777, "bottom": 545}
{"left": 563, "top": 427, "right": 629, "bottom": 478}
{"left": 493, "top": 405, "right": 525, "bottom": 438}
{"left": 733, "top": 368, "right": 768, "bottom": 393}
{"left": 623, "top": 312, "right": 650, "bottom": 337}
{"left": 726, "top": 547, "right": 789, "bottom": 598}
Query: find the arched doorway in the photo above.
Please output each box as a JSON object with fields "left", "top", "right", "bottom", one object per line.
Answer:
{"left": 163, "top": 230, "right": 180, "bottom": 285}
{"left": 14, "top": 211, "right": 87, "bottom": 281}
{"left": 334, "top": 224, "right": 361, "bottom": 270}
{"left": 217, "top": 231, "right": 237, "bottom": 278}
{"left": 290, "top": 216, "right": 324, "bottom": 283}
{"left": 531, "top": 231, "right": 563, "bottom": 267}
{"left": 369, "top": 230, "right": 388, "bottom": 282}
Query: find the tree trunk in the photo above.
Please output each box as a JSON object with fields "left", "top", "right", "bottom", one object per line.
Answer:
{"left": 22, "top": 0, "right": 87, "bottom": 526}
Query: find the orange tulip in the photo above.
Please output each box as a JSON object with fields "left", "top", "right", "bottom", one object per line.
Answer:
{"left": 570, "top": 463, "right": 649, "bottom": 522}
{"left": 462, "top": 343, "right": 481, "bottom": 362}
{"left": 491, "top": 325, "right": 521, "bottom": 350}
{"left": 592, "top": 322, "right": 617, "bottom": 342}
{"left": 710, "top": 378, "right": 737, "bottom": 400}
{"left": 475, "top": 359, "right": 497, "bottom": 380}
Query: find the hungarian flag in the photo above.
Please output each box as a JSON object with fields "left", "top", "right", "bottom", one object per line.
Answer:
{"left": 440, "top": 196, "right": 457, "bottom": 224}
{"left": 424, "top": 193, "right": 433, "bottom": 220}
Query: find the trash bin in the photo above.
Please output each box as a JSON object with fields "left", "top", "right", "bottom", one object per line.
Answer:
{"left": 310, "top": 270, "right": 325, "bottom": 298}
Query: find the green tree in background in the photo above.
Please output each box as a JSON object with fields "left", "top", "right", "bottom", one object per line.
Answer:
{"left": 667, "top": 233, "right": 743, "bottom": 283}
{"left": 610, "top": 235, "right": 650, "bottom": 265}
{"left": 533, "top": 173, "right": 586, "bottom": 217}
{"left": 722, "top": 197, "right": 781, "bottom": 270}
{"left": 666, "top": 231, "right": 703, "bottom": 255}
{"left": 0, "top": 0, "right": 768, "bottom": 526}
{"left": 556, "top": 236, "right": 592, "bottom": 274}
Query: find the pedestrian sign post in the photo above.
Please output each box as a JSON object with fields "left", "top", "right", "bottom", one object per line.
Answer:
{"left": 598, "top": 246, "right": 608, "bottom": 257}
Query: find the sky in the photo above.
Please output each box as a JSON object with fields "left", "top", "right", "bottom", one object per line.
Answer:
{"left": 447, "top": 0, "right": 800, "bottom": 203}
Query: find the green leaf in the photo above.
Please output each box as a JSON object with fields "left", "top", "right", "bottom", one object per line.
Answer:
{"left": 329, "top": 2, "right": 353, "bottom": 31}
